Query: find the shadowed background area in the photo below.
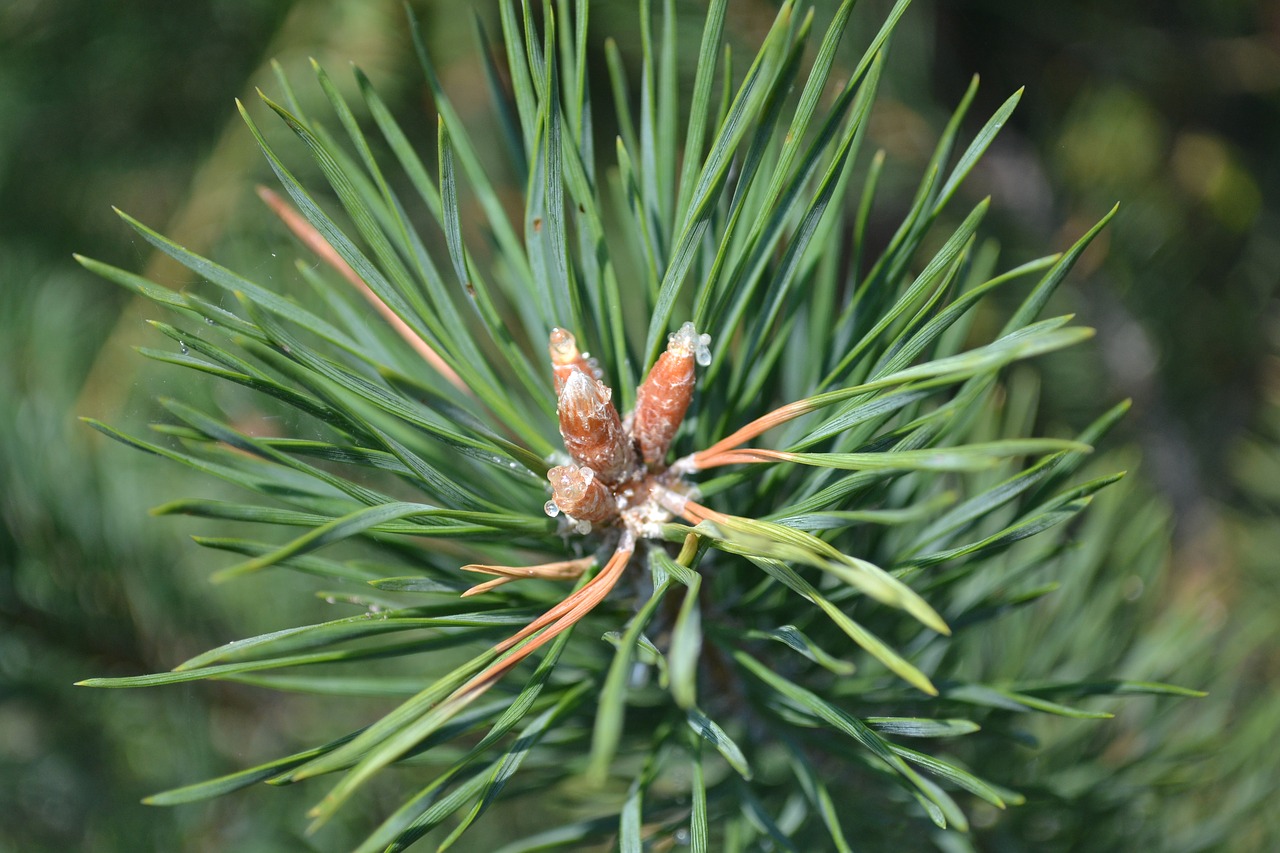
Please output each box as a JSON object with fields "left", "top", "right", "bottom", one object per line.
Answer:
{"left": 2, "top": 0, "right": 1277, "bottom": 849}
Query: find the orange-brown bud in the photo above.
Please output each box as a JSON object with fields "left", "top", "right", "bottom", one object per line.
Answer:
{"left": 549, "top": 327, "right": 598, "bottom": 394}
{"left": 632, "top": 322, "right": 711, "bottom": 467}
{"left": 545, "top": 464, "right": 617, "bottom": 522}
{"left": 557, "top": 369, "right": 632, "bottom": 483}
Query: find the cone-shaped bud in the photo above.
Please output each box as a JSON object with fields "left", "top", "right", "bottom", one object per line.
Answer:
{"left": 557, "top": 369, "right": 632, "bottom": 483}
{"left": 632, "top": 322, "right": 711, "bottom": 467}
{"left": 546, "top": 464, "right": 617, "bottom": 522}
{"left": 549, "top": 327, "right": 598, "bottom": 394}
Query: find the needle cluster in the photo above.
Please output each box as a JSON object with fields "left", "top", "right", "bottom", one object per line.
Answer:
{"left": 74, "top": 1, "right": 1196, "bottom": 849}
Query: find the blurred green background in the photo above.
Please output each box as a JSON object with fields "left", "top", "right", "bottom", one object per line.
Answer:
{"left": 2, "top": 0, "right": 1277, "bottom": 849}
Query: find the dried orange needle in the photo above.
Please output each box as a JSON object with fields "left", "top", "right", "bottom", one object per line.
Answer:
{"left": 690, "top": 447, "right": 797, "bottom": 469}
{"left": 451, "top": 539, "right": 634, "bottom": 702}
{"left": 459, "top": 555, "right": 595, "bottom": 597}
{"left": 688, "top": 398, "right": 817, "bottom": 469}
{"left": 256, "top": 185, "right": 468, "bottom": 395}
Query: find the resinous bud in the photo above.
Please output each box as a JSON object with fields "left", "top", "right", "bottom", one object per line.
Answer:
{"left": 632, "top": 322, "right": 710, "bottom": 468}
{"left": 547, "top": 464, "right": 617, "bottom": 522}
{"left": 549, "top": 327, "right": 598, "bottom": 394}
{"left": 557, "top": 369, "right": 632, "bottom": 483}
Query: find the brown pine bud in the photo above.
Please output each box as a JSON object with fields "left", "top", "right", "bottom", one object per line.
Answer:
{"left": 545, "top": 464, "right": 617, "bottom": 522}
{"left": 557, "top": 369, "right": 632, "bottom": 483}
{"left": 632, "top": 322, "right": 711, "bottom": 467}
{"left": 549, "top": 327, "right": 598, "bottom": 394}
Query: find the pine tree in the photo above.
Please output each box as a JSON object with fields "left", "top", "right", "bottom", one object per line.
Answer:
{"left": 77, "top": 1, "right": 1197, "bottom": 849}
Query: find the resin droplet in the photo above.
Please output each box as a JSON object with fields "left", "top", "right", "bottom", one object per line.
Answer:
{"left": 547, "top": 464, "right": 617, "bottom": 522}
{"left": 632, "top": 322, "right": 709, "bottom": 467}
{"left": 543, "top": 499, "right": 561, "bottom": 518}
{"left": 548, "top": 327, "right": 598, "bottom": 394}
{"left": 557, "top": 369, "right": 632, "bottom": 483}
{"left": 667, "top": 322, "right": 713, "bottom": 366}
{"left": 693, "top": 334, "right": 713, "bottom": 366}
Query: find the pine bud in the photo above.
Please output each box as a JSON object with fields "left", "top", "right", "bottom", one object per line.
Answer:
{"left": 549, "top": 327, "right": 598, "bottom": 394}
{"left": 632, "top": 322, "right": 711, "bottom": 467}
{"left": 557, "top": 369, "right": 632, "bottom": 483}
{"left": 545, "top": 464, "right": 617, "bottom": 522}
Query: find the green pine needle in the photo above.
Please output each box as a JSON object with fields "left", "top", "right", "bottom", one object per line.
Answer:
{"left": 77, "top": 1, "right": 1198, "bottom": 849}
